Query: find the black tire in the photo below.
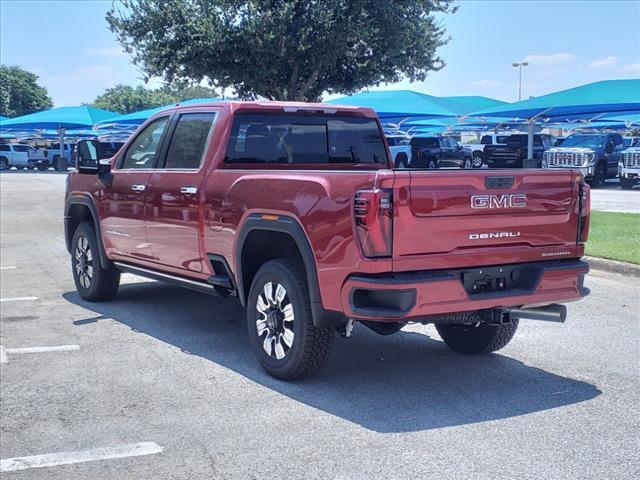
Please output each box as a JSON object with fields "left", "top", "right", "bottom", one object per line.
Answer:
{"left": 435, "top": 319, "right": 519, "bottom": 354}
{"left": 463, "top": 157, "right": 472, "bottom": 169}
{"left": 620, "top": 177, "right": 636, "bottom": 190}
{"left": 426, "top": 158, "right": 437, "bottom": 169}
{"left": 0, "top": 158, "right": 8, "bottom": 170}
{"left": 246, "top": 258, "right": 334, "bottom": 380}
{"left": 71, "top": 222, "right": 120, "bottom": 301}
{"left": 395, "top": 153, "right": 408, "bottom": 169}
{"left": 589, "top": 163, "right": 607, "bottom": 188}
{"left": 36, "top": 164, "right": 48, "bottom": 171}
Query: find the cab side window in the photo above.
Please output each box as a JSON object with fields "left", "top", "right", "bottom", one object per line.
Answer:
{"left": 162, "top": 113, "right": 216, "bottom": 169}
{"left": 120, "top": 117, "right": 169, "bottom": 169}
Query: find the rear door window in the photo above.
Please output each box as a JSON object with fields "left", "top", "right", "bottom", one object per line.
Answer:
{"left": 162, "top": 112, "right": 216, "bottom": 169}
{"left": 224, "top": 114, "right": 386, "bottom": 165}
{"left": 13, "top": 145, "right": 29, "bottom": 152}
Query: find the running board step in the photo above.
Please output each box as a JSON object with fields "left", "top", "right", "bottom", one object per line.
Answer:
{"left": 206, "top": 274, "right": 234, "bottom": 290}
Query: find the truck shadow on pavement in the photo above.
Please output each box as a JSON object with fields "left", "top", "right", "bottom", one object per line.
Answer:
{"left": 64, "top": 282, "right": 601, "bottom": 434}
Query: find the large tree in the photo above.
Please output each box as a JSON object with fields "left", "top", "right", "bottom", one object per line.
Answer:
{"left": 93, "top": 84, "right": 173, "bottom": 114}
{"left": 92, "top": 84, "right": 220, "bottom": 114}
{"left": 0, "top": 65, "right": 53, "bottom": 117}
{"left": 107, "top": 0, "right": 455, "bottom": 102}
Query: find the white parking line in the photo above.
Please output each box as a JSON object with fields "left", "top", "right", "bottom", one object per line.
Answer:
{"left": 0, "top": 442, "right": 164, "bottom": 472}
{"left": 0, "top": 345, "right": 81, "bottom": 364}
{"left": 0, "top": 296, "right": 38, "bottom": 303}
{"left": 0, "top": 266, "right": 17, "bottom": 270}
{"left": 7, "top": 345, "right": 81, "bottom": 354}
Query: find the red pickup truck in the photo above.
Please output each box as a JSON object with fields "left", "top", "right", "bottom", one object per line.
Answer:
{"left": 66, "top": 101, "right": 590, "bottom": 379}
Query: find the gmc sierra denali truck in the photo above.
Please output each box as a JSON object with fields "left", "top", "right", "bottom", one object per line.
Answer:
{"left": 65, "top": 101, "right": 590, "bottom": 380}
{"left": 543, "top": 133, "right": 625, "bottom": 188}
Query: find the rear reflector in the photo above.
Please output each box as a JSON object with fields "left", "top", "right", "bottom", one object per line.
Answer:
{"left": 354, "top": 189, "right": 393, "bottom": 258}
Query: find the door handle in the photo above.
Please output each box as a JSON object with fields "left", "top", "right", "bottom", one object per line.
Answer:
{"left": 180, "top": 186, "right": 198, "bottom": 195}
{"left": 131, "top": 184, "right": 146, "bottom": 192}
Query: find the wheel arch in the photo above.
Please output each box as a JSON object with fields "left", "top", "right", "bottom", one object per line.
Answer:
{"left": 236, "top": 213, "right": 344, "bottom": 328}
{"left": 65, "top": 195, "right": 111, "bottom": 270}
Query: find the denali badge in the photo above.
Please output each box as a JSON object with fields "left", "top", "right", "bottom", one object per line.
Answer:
{"left": 471, "top": 194, "right": 527, "bottom": 209}
{"left": 469, "top": 231, "right": 521, "bottom": 240}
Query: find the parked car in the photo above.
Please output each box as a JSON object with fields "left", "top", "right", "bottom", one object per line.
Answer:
{"left": 461, "top": 134, "right": 510, "bottom": 164}
{"left": 484, "top": 134, "right": 554, "bottom": 168}
{"left": 45, "top": 142, "right": 75, "bottom": 171}
{"left": 543, "top": 132, "right": 625, "bottom": 187}
{"left": 623, "top": 136, "right": 640, "bottom": 148}
{"left": 410, "top": 135, "right": 478, "bottom": 168}
{"left": 619, "top": 146, "right": 640, "bottom": 190}
{"left": 25, "top": 145, "right": 49, "bottom": 170}
{"left": 65, "top": 101, "right": 590, "bottom": 380}
{"left": 0, "top": 143, "right": 30, "bottom": 170}
{"left": 385, "top": 133, "right": 412, "bottom": 168}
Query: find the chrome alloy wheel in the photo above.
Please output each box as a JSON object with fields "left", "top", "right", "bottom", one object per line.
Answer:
{"left": 256, "top": 282, "right": 295, "bottom": 360}
{"left": 74, "top": 235, "right": 94, "bottom": 289}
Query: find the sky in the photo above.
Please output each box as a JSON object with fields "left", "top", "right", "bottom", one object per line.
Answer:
{"left": 1, "top": 0, "right": 639, "bottom": 107}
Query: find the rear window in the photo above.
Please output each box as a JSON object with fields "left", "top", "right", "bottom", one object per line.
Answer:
{"left": 224, "top": 114, "right": 387, "bottom": 165}
{"left": 411, "top": 137, "right": 439, "bottom": 148}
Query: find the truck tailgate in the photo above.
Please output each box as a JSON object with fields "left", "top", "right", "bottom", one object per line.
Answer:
{"left": 392, "top": 170, "right": 579, "bottom": 265}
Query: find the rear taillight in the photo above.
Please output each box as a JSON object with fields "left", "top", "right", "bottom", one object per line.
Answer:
{"left": 578, "top": 181, "right": 590, "bottom": 243}
{"left": 354, "top": 189, "right": 393, "bottom": 258}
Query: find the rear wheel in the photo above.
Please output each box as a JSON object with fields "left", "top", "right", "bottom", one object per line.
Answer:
{"left": 0, "top": 158, "right": 7, "bottom": 170}
{"left": 620, "top": 177, "right": 636, "bottom": 190}
{"left": 436, "top": 319, "right": 519, "bottom": 354}
{"left": 247, "top": 259, "right": 334, "bottom": 380}
{"left": 71, "top": 222, "right": 120, "bottom": 301}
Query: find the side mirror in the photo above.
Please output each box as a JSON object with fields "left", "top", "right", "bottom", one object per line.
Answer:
{"left": 76, "top": 140, "right": 101, "bottom": 173}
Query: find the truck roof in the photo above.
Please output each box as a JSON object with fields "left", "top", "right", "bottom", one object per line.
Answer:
{"left": 157, "top": 100, "right": 378, "bottom": 119}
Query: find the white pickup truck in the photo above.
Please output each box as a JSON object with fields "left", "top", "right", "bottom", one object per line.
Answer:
{"left": 0, "top": 144, "right": 30, "bottom": 170}
{"left": 385, "top": 133, "right": 412, "bottom": 168}
{"left": 462, "top": 134, "right": 511, "bottom": 163}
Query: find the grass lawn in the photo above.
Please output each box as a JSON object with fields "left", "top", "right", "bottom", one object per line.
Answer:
{"left": 586, "top": 211, "right": 640, "bottom": 264}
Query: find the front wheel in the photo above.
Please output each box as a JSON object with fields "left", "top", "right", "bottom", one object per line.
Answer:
{"left": 436, "top": 320, "right": 519, "bottom": 354}
{"left": 71, "top": 222, "right": 120, "bottom": 301}
{"left": 0, "top": 158, "right": 8, "bottom": 170}
{"left": 247, "top": 259, "right": 334, "bottom": 380}
{"left": 463, "top": 157, "right": 472, "bottom": 169}
{"left": 620, "top": 177, "right": 636, "bottom": 190}
{"left": 589, "top": 163, "right": 607, "bottom": 188}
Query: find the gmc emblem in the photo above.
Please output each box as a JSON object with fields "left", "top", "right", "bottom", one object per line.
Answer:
{"left": 471, "top": 194, "right": 527, "bottom": 209}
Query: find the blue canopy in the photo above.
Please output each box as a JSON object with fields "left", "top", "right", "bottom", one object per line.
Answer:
{"left": 0, "top": 115, "right": 8, "bottom": 121}
{"left": 441, "top": 96, "right": 508, "bottom": 113}
{"left": 0, "top": 106, "right": 120, "bottom": 130}
{"left": 99, "top": 97, "right": 223, "bottom": 126}
{"left": 471, "top": 79, "right": 640, "bottom": 120}
{"left": 326, "top": 90, "right": 457, "bottom": 118}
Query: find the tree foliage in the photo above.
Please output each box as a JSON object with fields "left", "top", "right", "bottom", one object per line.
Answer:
{"left": 92, "top": 84, "right": 219, "bottom": 114}
{"left": 107, "top": 0, "right": 455, "bottom": 102}
{"left": 0, "top": 65, "right": 53, "bottom": 117}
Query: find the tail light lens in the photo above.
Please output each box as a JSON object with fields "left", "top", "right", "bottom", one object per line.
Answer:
{"left": 578, "top": 181, "right": 590, "bottom": 243}
{"left": 354, "top": 189, "right": 393, "bottom": 257}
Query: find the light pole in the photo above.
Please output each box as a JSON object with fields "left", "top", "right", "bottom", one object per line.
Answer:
{"left": 512, "top": 62, "right": 529, "bottom": 102}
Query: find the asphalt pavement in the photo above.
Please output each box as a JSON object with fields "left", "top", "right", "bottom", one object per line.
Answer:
{"left": 1, "top": 171, "right": 638, "bottom": 479}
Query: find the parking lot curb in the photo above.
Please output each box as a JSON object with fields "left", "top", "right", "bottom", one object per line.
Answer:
{"left": 586, "top": 256, "right": 640, "bottom": 277}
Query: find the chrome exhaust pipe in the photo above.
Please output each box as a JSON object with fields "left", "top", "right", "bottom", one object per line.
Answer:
{"left": 502, "top": 304, "right": 567, "bottom": 323}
